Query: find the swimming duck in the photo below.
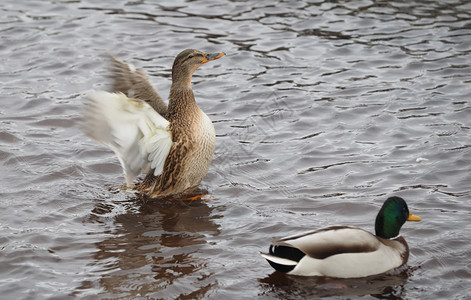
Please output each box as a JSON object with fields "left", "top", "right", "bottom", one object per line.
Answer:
{"left": 84, "top": 49, "right": 225, "bottom": 198}
{"left": 260, "top": 196, "right": 421, "bottom": 278}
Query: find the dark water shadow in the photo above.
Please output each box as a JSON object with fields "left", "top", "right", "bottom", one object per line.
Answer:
{"left": 259, "top": 268, "right": 413, "bottom": 299}
{"left": 77, "top": 189, "right": 222, "bottom": 298}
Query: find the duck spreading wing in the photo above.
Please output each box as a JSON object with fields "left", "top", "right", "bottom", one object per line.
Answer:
{"left": 84, "top": 91, "right": 172, "bottom": 186}
{"left": 108, "top": 55, "right": 168, "bottom": 117}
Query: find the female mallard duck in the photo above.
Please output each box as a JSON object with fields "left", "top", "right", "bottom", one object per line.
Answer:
{"left": 84, "top": 49, "right": 225, "bottom": 198}
{"left": 261, "top": 196, "right": 421, "bottom": 278}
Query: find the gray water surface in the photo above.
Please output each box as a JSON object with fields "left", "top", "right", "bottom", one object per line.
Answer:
{"left": 1, "top": 0, "right": 470, "bottom": 299}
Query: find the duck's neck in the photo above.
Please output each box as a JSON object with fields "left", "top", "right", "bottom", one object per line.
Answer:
{"left": 171, "top": 64, "right": 195, "bottom": 90}
{"left": 168, "top": 86, "right": 199, "bottom": 122}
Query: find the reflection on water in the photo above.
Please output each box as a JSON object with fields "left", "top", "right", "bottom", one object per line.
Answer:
{"left": 259, "top": 269, "right": 410, "bottom": 299}
{"left": 86, "top": 195, "right": 221, "bottom": 298}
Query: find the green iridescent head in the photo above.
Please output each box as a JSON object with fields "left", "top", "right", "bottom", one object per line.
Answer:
{"left": 375, "top": 196, "right": 421, "bottom": 239}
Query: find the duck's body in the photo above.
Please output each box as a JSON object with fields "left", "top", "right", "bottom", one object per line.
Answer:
{"left": 139, "top": 87, "right": 216, "bottom": 197}
{"left": 261, "top": 197, "right": 421, "bottom": 278}
{"left": 261, "top": 225, "right": 409, "bottom": 278}
{"left": 84, "top": 49, "right": 224, "bottom": 198}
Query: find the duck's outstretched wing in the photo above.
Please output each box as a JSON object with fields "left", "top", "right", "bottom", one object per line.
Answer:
{"left": 108, "top": 55, "right": 168, "bottom": 118}
{"left": 84, "top": 91, "right": 173, "bottom": 186}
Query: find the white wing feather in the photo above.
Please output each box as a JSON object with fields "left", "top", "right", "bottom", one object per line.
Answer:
{"left": 84, "top": 91, "right": 172, "bottom": 186}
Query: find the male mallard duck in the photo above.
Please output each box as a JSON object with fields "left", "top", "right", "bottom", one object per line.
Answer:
{"left": 260, "top": 196, "right": 421, "bottom": 278}
{"left": 84, "top": 49, "right": 225, "bottom": 198}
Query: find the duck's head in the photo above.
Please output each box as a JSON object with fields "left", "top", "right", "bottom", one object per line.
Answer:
{"left": 171, "top": 49, "right": 225, "bottom": 87}
{"left": 375, "top": 196, "right": 421, "bottom": 239}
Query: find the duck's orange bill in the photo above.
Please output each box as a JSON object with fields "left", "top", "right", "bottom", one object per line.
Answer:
{"left": 407, "top": 213, "right": 421, "bottom": 222}
{"left": 202, "top": 52, "right": 225, "bottom": 64}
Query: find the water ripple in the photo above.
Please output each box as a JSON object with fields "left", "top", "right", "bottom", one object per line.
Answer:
{"left": 0, "top": 0, "right": 470, "bottom": 299}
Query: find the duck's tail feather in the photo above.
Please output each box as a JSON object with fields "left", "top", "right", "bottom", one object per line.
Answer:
{"left": 260, "top": 252, "right": 298, "bottom": 273}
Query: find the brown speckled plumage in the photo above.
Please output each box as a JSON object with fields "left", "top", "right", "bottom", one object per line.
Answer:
{"left": 107, "top": 49, "right": 224, "bottom": 198}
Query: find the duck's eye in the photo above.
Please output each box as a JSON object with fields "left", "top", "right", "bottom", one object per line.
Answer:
{"left": 188, "top": 55, "right": 194, "bottom": 59}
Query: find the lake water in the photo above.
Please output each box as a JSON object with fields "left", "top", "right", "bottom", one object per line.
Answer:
{"left": 1, "top": 0, "right": 470, "bottom": 299}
